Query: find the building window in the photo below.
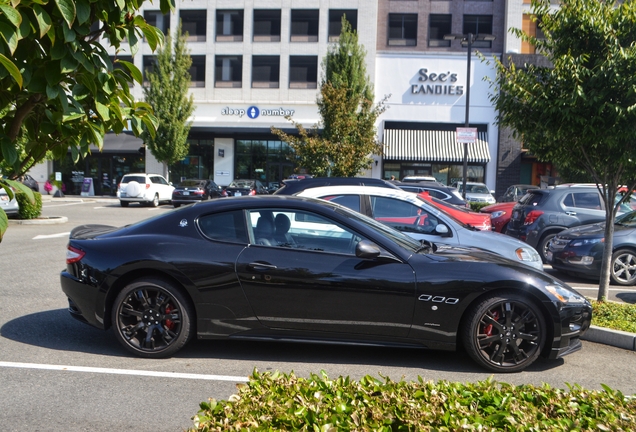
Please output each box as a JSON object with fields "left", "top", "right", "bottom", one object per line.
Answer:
{"left": 289, "top": 56, "right": 317, "bottom": 89}
{"left": 216, "top": 10, "right": 243, "bottom": 42}
{"left": 215, "top": 55, "right": 242, "bottom": 88}
{"left": 290, "top": 9, "right": 319, "bottom": 42}
{"left": 429, "top": 14, "right": 451, "bottom": 47}
{"left": 252, "top": 56, "right": 279, "bottom": 88}
{"left": 463, "top": 15, "right": 493, "bottom": 48}
{"left": 181, "top": 10, "right": 207, "bottom": 42}
{"left": 388, "top": 14, "right": 417, "bottom": 46}
{"left": 142, "top": 55, "right": 157, "bottom": 85}
{"left": 328, "top": 10, "right": 357, "bottom": 42}
{"left": 189, "top": 55, "right": 206, "bottom": 87}
{"left": 144, "top": 11, "right": 170, "bottom": 36}
{"left": 253, "top": 9, "right": 281, "bottom": 42}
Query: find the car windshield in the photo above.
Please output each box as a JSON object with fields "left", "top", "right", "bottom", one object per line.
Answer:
{"left": 229, "top": 180, "right": 254, "bottom": 188}
{"left": 467, "top": 184, "right": 490, "bottom": 194}
{"left": 179, "top": 180, "right": 205, "bottom": 187}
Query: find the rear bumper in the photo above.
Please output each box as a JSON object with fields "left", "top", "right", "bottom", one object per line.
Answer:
{"left": 60, "top": 270, "right": 105, "bottom": 330}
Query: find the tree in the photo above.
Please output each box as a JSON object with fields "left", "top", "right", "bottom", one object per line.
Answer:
{"left": 0, "top": 0, "right": 172, "bottom": 241}
{"left": 273, "top": 18, "right": 389, "bottom": 177}
{"left": 488, "top": 0, "right": 636, "bottom": 300}
{"left": 141, "top": 21, "right": 195, "bottom": 174}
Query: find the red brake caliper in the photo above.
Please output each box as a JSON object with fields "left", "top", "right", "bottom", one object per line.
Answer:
{"left": 165, "top": 304, "right": 175, "bottom": 330}
{"left": 483, "top": 310, "right": 500, "bottom": 336}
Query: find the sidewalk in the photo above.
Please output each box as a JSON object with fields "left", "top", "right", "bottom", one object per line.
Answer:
{"left": 13, "top": 193, "right": 636, "bottom": 353}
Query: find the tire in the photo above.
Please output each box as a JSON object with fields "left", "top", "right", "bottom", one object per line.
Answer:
{"left": 173, "top": 203, "right": 181, "bottom": 208}
{"left": 150, "top": 194, "right": 159, "bottom": 207}
{"left": 538, "top": 233, "right": 557, "bottom": 263}
{"left": 462, "top": 293, "right": 546, "bottom": 373}
{"left": 112, "top": 278, "right": 194, "bottom": 358}
{"left": 610, "top": 249, "right": 636, "bottom": 286}
{"left": 120, "top": 200, "right": 129, "bottom": 207}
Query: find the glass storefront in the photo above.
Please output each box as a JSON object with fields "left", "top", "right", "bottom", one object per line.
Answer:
{"left": 382, "top": 162, "right": 485, "bottom": 185}
{"left": 235, "top": 139, "right": 295, "bottom": 191}
{"left": 169, "top": 139, "right": 215, "bottom": 182}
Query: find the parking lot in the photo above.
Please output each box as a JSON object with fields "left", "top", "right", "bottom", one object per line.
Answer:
{"left": 1, "top": 197, "right": 635, "bottom": 431}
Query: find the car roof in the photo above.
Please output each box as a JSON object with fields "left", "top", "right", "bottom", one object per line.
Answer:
{"left": 296, "top": 184, "right": 423, "bottom": 203}
{"left": 274, "top": 177, "right": 399, "bottom": 195}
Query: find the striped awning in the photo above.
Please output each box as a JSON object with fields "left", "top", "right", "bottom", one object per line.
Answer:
{"left": 383, "top": 129, "right": 491, "bottom": 163}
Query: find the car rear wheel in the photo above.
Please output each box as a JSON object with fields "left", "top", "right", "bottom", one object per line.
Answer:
{"left": 150, "top": 194, "right": 159, "bottom": 207}
{"left": 120, "top": 200, "right": 129, "bottom": 207}
{"left": 173, "top": 203, "right": 181, "bottom": 208}
{"left": 538, "top": 233, "right": 557, "bottom": 263}
{"left": 611, "top": 249, "right": 636, "bottom": 286}
{"left": 112, "top": 278, "right": 194, "bottom": 358}
{"left": 462, "top": 293, "right": 546, "bottom": 373}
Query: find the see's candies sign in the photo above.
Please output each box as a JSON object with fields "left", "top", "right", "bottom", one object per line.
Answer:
{"left": 456, "top": 127, "right": 477, "bottom": 143}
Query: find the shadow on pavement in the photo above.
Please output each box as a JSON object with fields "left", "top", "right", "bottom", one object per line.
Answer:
{"left": 616, "top": 292, "right": 636, "bottom": 304}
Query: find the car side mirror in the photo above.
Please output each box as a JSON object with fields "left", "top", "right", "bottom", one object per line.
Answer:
{"left": 355, "top": 240, "right": 381, "bottom": 259}
{"left": 435, "top": 224, "right": 450, "bottom": 236}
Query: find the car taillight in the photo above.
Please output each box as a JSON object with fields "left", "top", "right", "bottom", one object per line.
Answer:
{"left": 117, "top": 183, "right": 121, "bottom": 190}
{"left": 66, "top": 246, "right": 85, "bottom": 264}
{"left": 249, "top": 190, "right": 256, "bottom": 195}
{"left": 145, "top": 183, "right": 151, "bottom": 189}
{"left": 524, "top": 210, "right": 544, "bottom": 225}
{"left": 221, "top": 190, "right": 228, "bottom": 197}
{"left": 194, "top": 190, "right": 205, "bottom": 195}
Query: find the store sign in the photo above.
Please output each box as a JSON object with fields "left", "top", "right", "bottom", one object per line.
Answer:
{"left": 411, "top": 68, "right": 464, "bottom": 96}
{"left": 221, "top": 106, "right": 295, "bottom": 119}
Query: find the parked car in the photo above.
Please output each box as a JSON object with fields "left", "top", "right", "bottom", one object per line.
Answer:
{"left": 498, "top": 184, "right": 539, "bottom": 202}
{"left": 297, "top": 186, "right": 541, "bottom": 270}
{"left": 171, "top": 179, "right": 224, "bottom": 208}
{"left": 20, "top": 174, "right": 40, "bottom": 192}
{"left": 417, "top": 191, "right": 492, "bottom": 230}
{"left": 273, "top": 177, "right": 400, "bottom": 195}
{"left": 451, "top": 181, "right": 496, "bottom": 204}
{"left": 480, "top": 202, "right": 516, "bottom": 233}
{"left": 0, "top": 187, "right": 18, "bottom": 216}
{"left": 401, "top": 176, "right": 438, "bottom": 183}
{"left": 117, "top": 173, "right": 174, "bottom": 207}
{"left": 393, "top": 181, "right": 467, "bottom": 207}
{"left": 224, "top": 179, "right": 268, "bottom": 196}
{"left": 547, "top": 210, "right": 636, "bottom": 286}
{"left": 506, "top": 184, "right": 631, "bottom": 263}
{"left": 60, "top": 195, "right": 591, "bottom": 372}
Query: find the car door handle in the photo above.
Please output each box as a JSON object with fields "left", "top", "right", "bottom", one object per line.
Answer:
{"left": 565, "top": 211, "right": 577, "bottom": 216}
{"left": 248, "top": 262, "right": 277, "bottom": 270}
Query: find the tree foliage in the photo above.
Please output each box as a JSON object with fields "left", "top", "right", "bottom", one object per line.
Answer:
{"left": 272, "top": 18, "right": 388, "bottom": 177}
{"left": 141, "top": 21, "right": 194, "bottom": 168}
{"left": 0, "top": 0, "right": 173, "bottom": 241}
{"left": 488, "top": 0, "right": 636, "bottom": 300}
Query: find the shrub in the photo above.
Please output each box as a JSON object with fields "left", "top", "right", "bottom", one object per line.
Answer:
{"left": 191, "top": 371, "right": 636, "bottom": 431}
{"left": 470, "top": 202, "right": 492, "bottom": 212}
{"left": 591, "top": 300, "right": 636, "bottom": 333}
{"left": 16, "top": 191, "right": 42, "bottom": 219}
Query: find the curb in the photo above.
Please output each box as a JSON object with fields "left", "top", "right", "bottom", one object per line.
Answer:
{"left": 8, "top": 216, "right": 68, "bottom": 225}
{"left": 581, "top": 325, "right": 636, "bottom": 351}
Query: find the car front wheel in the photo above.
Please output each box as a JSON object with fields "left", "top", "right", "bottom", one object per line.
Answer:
{"left": 112, "top": 278, "right": 194, "bottom": 358}
{"left": 538, "top": 233, "right": 557, "bottom": 263}
{"left": 150, "top": 194, "right": 159, "bottom": 207}
{"left": 611, "top": 249, "right": 636, "bottom": 286}
{"left": 462, "top": 293, "right": 546, "bottom": 373}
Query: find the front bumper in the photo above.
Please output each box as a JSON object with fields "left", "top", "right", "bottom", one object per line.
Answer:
{"left": 545, "top": 301, "right": 592, "bottom": 359}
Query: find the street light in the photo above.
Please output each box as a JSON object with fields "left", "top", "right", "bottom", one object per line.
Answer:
{"left": 443, "top": 33, "right": 495, "bottom": 199}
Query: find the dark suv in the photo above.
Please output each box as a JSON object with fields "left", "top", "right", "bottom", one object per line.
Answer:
{"left": 506, "top": 185, "right": 609, "bottom": 262}
{"left": 274, "top": 177, "right": 400, "bottom": 195}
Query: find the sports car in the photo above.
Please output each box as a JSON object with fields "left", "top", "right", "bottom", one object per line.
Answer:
{"left": 60, "top": 195, "right": 591, "bottom": 373}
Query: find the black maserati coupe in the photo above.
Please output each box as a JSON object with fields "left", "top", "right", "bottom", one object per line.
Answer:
{"left": 60, "top": 195, "right": 592, "bottom": 373}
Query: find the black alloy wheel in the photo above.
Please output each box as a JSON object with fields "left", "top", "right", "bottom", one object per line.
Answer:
{"left": 112, "top": 278, "right": 194, "bottom": 358}
{"left": 611, "top": 249, "right": 636, "bottom": 286}
{"left": 462, "top": 293, "right": 546, "bottom": 373}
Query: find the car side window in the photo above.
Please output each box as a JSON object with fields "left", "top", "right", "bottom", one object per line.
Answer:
{"left": 247, "top": 209, "right": 362, "bottom": 254}
{"left": 321, "top": 194, "right": 361, "bottom": 213}
{"left": 571, "top": 192, "right": 601, "bottom": 209}
{"left": 370, "top": 197, "right": 439, "bottom": 234}
{"left": 198, "top": 210, "right": 248, "bottom": 243}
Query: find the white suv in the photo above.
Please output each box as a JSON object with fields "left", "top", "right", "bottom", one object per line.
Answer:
{"left": 117, "top": 173, "right": 174, "bottom": 207}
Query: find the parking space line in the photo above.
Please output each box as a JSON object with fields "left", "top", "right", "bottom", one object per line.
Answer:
{"left": 0, "top": 361, "right": 249, "bottom": 382}
{"left": 33, "top": 233, "right": 70, "bottom": 240}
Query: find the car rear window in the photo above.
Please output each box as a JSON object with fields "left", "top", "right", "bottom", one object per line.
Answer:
{"left": 180, "top": 180, "right": 205, "bottom": 187}
{"left": 518, "top": 191, "right": 544, "bottom": 206}
{"left": 122, "top": 175, "right": 146, "bottom": 184}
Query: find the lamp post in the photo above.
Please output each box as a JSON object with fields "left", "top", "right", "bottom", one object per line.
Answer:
{"left": 443, "top": 33, "right": 495, "bottom": 199}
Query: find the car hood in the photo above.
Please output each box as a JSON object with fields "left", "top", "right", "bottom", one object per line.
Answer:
{"left": 558, "top": 221, "right": 633, "bottom": 239}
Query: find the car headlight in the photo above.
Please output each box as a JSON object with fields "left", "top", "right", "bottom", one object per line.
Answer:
{"left": 490, "top": 211, "right": 506, "bottom": 219}
{"left": 515, "top": 247, "right": 541, "bottom": 262}
{"left": 570, "top": 238, "right": 604, "bottom": 247}
{"left": 545, "top": 284, "right": 587, "bottom": 304}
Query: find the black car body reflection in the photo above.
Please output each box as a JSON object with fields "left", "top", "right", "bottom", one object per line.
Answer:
{"left": 60, "top": 196, "right": 591, "bottom": 372}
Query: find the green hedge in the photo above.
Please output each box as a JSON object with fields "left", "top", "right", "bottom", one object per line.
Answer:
{"left": 191, "top": 371, "right": 636, "bottom": 431}
{"left": 470, "top": 202, "right": 492, "bottom": 212}
{"left": 15, "top": 191, "right": 42, "bottom": 219}
{"left": 591, "top": 300, "right": 636, "bottom": 333}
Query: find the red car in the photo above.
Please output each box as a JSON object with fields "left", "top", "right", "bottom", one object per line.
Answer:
{"left": 480, "top": 202, "right": 516, "bottom": 233}
{"left": 417, "top": 192, "right": 492, "bottom": 231}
